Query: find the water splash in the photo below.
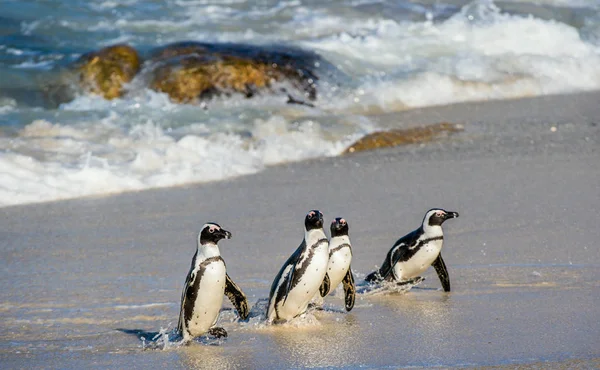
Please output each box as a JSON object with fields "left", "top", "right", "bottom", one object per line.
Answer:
{"left": 357, "top": 277, "right": 425, "bottom": 296}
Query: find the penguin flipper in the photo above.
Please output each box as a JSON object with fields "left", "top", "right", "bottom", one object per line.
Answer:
{"left": 319, "top": 273, "right": 331, "bottom": 297}
{"left": 282, "top": 263, "right": 297, "bottom": 304}
{"left": 432, "top": 253, "right": 451, "bottom": 292}
{"left": 178, "top": 252, "right": 198, "bottom": 335}
{"left": 177, "top": 280, "right": 189, "bottom": 334}
{"left": 281, "top": 239, "right": 306, "bottom": 304}
{"left": 378, "top": 243, "right": 408, "bottom": 280}
{"left": 224, "top": 273, "right": 249, "bottom": 320}
{"left": 342, "top": 267, "right": 356, "bottom": 311}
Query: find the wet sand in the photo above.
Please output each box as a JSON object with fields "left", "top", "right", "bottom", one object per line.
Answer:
{"left": 1, "top": 92, "right": 599, "bottom": 369}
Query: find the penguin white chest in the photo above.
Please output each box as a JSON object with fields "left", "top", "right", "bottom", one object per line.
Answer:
{"left": 327, "top": 245, "right": 351, "bottom": 291}
{"left": 393, "top": 238, "right": 443, "bottom": 281}
{"left": 277, "top": 242, "right": 329, "bottom": 320}
{"left": 187, "top": 260, "right": 226, "bottom": 336}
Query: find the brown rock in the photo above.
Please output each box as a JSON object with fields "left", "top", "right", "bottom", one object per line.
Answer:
{"left": 75, "top": 44, "right": 141, "bottom": 99}
{"left": 149, "top": 55, "right": 283, "bottom": 103}
{"left": 147, "top": 42, "right": 320, "bottom": 103}
{"left": 60, "top": 42, "right": 326, "bottom": 104}
{"left": 344, "top": 122, "right": 463, "bottom": 154}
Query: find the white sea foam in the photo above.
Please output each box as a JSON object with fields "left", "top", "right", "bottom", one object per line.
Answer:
{"left": 101, "top": 1, "right": 598, "bottom": 111}
{"left": 0, "top": 97, "right": 17, "bottom": 113}
{"left": 502, "top": 0, "right": 599, "bottom": 6}
{"left": 0, "top": 108, "right": 356, "bottom": 207}
{"left": 307, "top": 2, "right": 600, "bottom": 111}
{"left": 12, "top": 60, "right": 55, "bottom": 69}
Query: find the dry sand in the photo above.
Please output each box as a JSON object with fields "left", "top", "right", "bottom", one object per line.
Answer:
{"left": 1, "top": 92, "right": 599, "bottom": 369}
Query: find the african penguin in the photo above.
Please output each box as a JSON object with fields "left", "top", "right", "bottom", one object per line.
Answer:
{"left": 317, "top": 217, "right": 355, "bottom": 311}
{"left": 365, "top": 209, "right": 459, "bottom": 292}
{"left": 177, "top": 223, "right": 249, "bottom": 341}
{"left": 266, "top": 210, "right": 330, "bottom": 323}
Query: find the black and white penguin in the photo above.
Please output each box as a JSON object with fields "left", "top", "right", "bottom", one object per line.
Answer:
{"left": 177, "top": 223, "right": 249, "bottom": 341}
{"left": 365, "top": 209, "right": 459, "bottom": 292}
{"left": 318, "top": 217, "right": 355, "bottom": 311}
{"left": 266, "top": 210, "right": 330, "bottom": 323}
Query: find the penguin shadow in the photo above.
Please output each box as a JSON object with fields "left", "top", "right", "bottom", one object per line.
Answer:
{"left": 115, "top": 327, "right": 226, "bottom": 349}
{"left": 307, "top": 302, "right": 347, "bottom": 314}
{"left": 354, "top": 276, "right": 452, "bottom": 312}
{"left": 116, "top": 328, "right": 164, "bottom": 342}
{"left": 355, "top": 276, "right": 425, "bottom": 296}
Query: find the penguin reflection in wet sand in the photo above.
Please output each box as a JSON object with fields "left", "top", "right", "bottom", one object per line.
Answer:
{"left": 365, "top": 209, "right": 459, "bottom": 292}
{"left": 318, "top": 217, "right": 355, "bottom": 311}
{"left": 267, "top": 210, "right": 330, "bottom": 324}
{"left": 178, "top": 223, "right": 249, "bottom": 342}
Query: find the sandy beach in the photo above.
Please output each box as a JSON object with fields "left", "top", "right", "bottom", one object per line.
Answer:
{"left": 1, "top": 91, "right": 599, "bottom": 369}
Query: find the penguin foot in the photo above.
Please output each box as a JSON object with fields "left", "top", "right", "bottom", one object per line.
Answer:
{"left": 208, "top": 327, "right": 228, "bottom": 338}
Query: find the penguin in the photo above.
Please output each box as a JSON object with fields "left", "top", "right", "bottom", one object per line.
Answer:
{"left": 177, "top": 223, "right": 249, "bottom": 341}
{"left": 318, "top": 217, "right": 355, "bottom": 311}
{"left": 365, "top": 209, "right": 459, "bottom": 292}
{"left": 266, "top": 210, "right": 330, "bottom": 323}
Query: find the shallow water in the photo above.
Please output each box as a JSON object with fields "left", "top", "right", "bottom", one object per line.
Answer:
{"left": 2, "top": 132, "right": 599, "bottom": 368}
{"left": 3, "top": 263, "right": 598, "bottom": 369}
{"left": 1, "top": 0, "right": 600, "bottom": 206}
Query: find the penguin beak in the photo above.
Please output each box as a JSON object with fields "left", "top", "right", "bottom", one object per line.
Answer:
{"left": 219, "top": 229, "right": 232, "bottom": 239}
{"left": 445, "top": 211, "right": 459, "bottom": 219}
{"left": 313, "top": 211, "right": 323, "bottom": 227}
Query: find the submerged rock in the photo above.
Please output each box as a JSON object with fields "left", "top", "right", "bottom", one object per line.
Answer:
{"left": 344, "top": 122, "right": 463, "bottom": 154}
{"left": 73, "top": 44, "right": 141, "bottom": 99}
{"left": 48, "top": 42, "right": 330, "bottom": 106}
{"left": 149, "top": 54, "right": 285, "bottom": 103}
{"left": 146, "top": 42, "right": 320, "bottom": 104}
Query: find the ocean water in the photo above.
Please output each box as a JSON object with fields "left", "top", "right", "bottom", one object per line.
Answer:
{"left": 3, "top": 150, "right": 600, "bottom": 368}
{"left": 1, "top": 0, "right": 599, "bottom": 207}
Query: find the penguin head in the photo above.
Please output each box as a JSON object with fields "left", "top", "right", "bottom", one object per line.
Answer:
{"left": 305, "top": 210, "right": 324, "bottom": 231}
{"left": 424, "top": 209, "right": 459, "bottom": 227}
{"left": 198, "top": 222, "right": 232, "bottom": 245}
{"left": 330, "top": 217, "right": 349, "bottom": 237}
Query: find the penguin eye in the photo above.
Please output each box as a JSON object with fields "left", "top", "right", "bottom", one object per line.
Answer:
{"left": 209, "top": 228, "right": 215, "bottom": 233}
